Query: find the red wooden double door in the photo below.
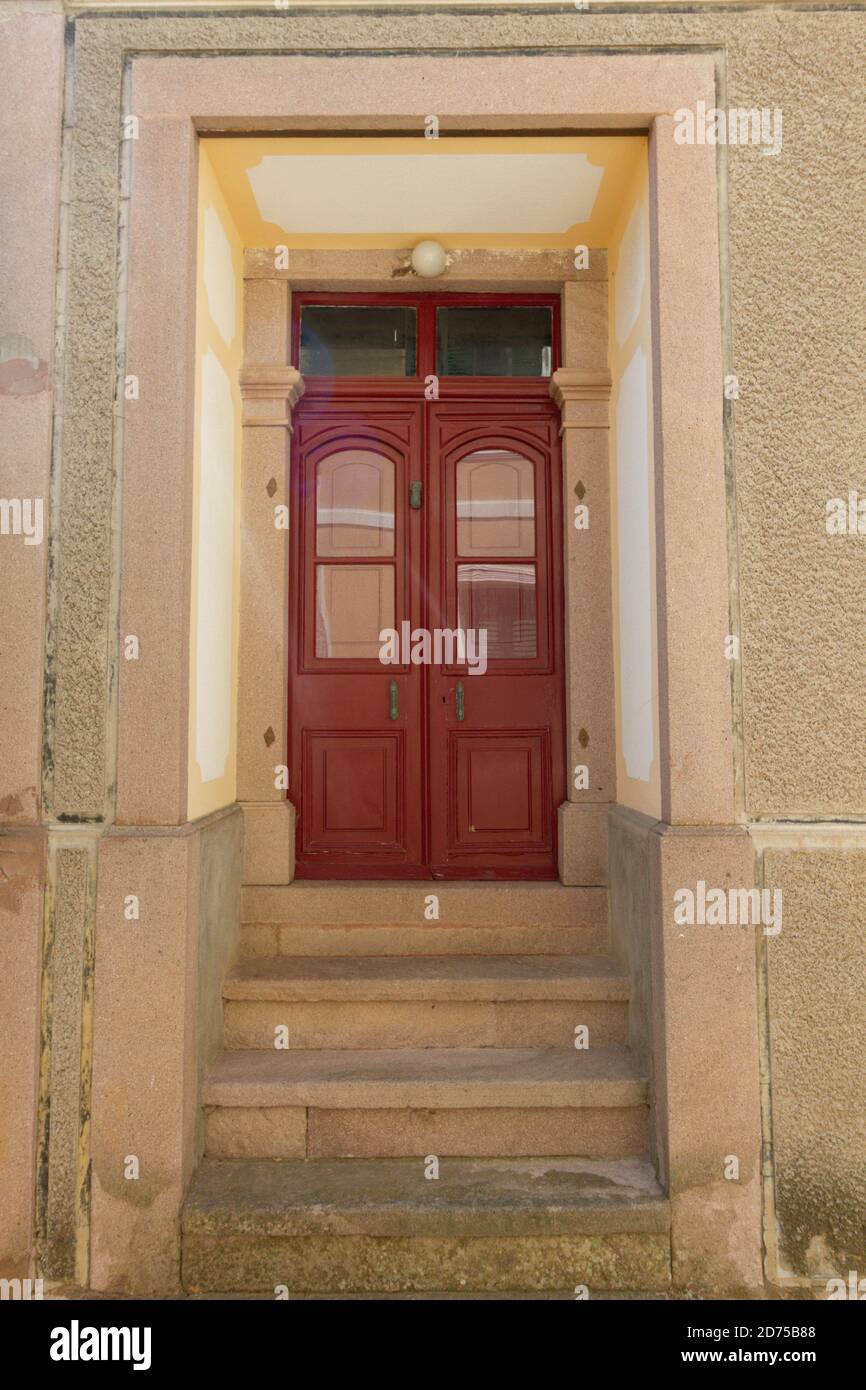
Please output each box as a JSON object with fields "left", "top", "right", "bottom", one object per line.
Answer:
{"left": 289, "top": 390, "right": 565, "bottom": 878}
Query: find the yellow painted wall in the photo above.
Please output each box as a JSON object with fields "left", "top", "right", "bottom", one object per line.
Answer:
{"left": 607, "top": 148, "right": 661, "bottom": 819}
{"left": 187, "top": 145, "right": 244, "bottom": 820}
{"left": 191, "top": 130, "right": 659, "bottom": 820}
{"left": 204, "top": 135, "right": 644, "bottom": 250}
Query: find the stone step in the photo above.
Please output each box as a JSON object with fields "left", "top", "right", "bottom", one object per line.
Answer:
{"left": 222, "top": 954, "right": 629, "bottom": 1049}
{"left": 205, "top": 1102, "right": 650, "bottom": 1161}
{"left": 203, "top": 1046, "right": 649, "bottom": 1159}
{"left": 241, "top": 882, "right": 608, "bottom": 957}
{"left": 181, "top": 1156, "right": 671, "bottom": 1294}
{"left": 243, "top": 922, "right": 606, "bottom": 957}
{"left": 203, "top": 1045, "right": 646, "bottom": 1110}
{"left": 225, "top": 954, "right": 629, "bottom": 1001}
{"left": 243, "top": 881, "right": 607, "bottom": 927}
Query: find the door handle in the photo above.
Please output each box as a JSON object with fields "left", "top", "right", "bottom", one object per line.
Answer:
{"left": 409, "top": 480, "right": 423, "bottom": 510}
{"left": 389, "top": 679, "right": 399, "bottom": 720}
{"left": 455, "top": 681, "right": 465, "bottom": 722}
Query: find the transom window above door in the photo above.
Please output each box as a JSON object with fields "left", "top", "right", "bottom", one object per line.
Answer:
{"left": 295, "top": 294, "right": 559, "bottom": 380}
{"left": 300, "top": 306, "right": 417, "bottom": 377}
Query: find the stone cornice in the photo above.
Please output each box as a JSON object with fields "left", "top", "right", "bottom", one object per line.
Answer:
{"left": 549, "top": 369, "right": 612, "bottom": 430}
{"left": 240, "top": 365, "right": 305, "bottom": 427}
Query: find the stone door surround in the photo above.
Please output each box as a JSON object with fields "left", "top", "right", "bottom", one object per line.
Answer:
{"left": 50, "top": 47, "right": 757, "bottom": 1293}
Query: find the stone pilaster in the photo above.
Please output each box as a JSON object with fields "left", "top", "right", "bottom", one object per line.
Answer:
{"left": 549, "top": 365, "right": 614, "bottom": 886}
{"left": 238, "top": 282, "right": 304, "bottom": 884}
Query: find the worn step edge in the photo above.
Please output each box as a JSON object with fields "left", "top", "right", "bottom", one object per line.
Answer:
{"left": 182, "top": 1156, "right": 669, "bottom": 1239}
{"left": 242, "top": 883, "right": 608, "bottom": 929}
{"left": 203, "top": 1047, "right": 648, "bottom": 1110}
{"left": 182, "top": 1231, "right": 672, "bottom": 1295}
{"left": 240, "top": 925, "right": 609, "bottom": 958}
{"left": 224, "top": 955, "right": 629, "bottom": 1003}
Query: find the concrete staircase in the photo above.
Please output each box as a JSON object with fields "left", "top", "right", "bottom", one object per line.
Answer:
{"left": 182, "top": 883, "right": 669, "bottom": 1295}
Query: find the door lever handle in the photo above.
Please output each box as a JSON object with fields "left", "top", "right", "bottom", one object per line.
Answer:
{"left": 389, "top": 679, "right": 399, "bottom": 720}
{"left": 455, "top": 681, "right": 465, "bottom": 722}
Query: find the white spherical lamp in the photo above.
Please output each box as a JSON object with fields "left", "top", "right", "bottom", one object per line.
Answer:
{"left": 411, "top": 240, "right": 447, "bottom": 279}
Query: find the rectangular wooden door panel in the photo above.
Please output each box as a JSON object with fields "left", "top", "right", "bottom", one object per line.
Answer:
{"left": 302, "top": 732, "right": 405, "bottom": 853}
{"left": 450, "top": 731, "right": 551, "bottom": 851}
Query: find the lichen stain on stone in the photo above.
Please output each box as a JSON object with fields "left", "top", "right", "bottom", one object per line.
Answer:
{"left": 777, "top": 1173, "right": 866, "bottom": 1278}
{"left": 802, "top": 1232, "right": 838, "bottom": 1280}
{"left": 182, "top": 1232, "right": 669, "bottom": 1294}
{"left": 0, "top": 785, "right": 37, "bottom": 819}
{"left": 0, "top": 335, "right": 48, "bottom": 395}
{"left": 98, "top": 1163, "right": 169, "bottom": 1213}
{"left": 91, "top": 1169, "right": 181, "bottom": 1294}
{"left": 0, "top": 831, "right": 44, "bottom": 913}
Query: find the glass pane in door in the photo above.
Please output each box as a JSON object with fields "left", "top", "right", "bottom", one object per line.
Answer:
{"left": 457, "top": 563, "right": 537, "bottom": 660}
{"left": 316, "top": 450, "right": 395, "bottom": 557}
{"left": 315, "top": 564, "right": 395, "bottom": 658}
{"left": 436, "top": 306, "right": 552, "bottom": 377}
{"left": 456, "top": 448, "right": 535, "bottom": 556}
{"left": 300, "top": 305, "right": 416, "bottom": 376}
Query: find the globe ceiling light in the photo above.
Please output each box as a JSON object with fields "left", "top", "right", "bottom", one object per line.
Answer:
{"left": 411, "top": 239, "right": 448, "bottom": 279}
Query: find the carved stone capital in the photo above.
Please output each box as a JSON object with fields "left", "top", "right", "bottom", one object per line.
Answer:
{"left": 240, "top": 366, "right": 305, "bottom": 427}
{"left": 549, "top": 368, "right": 611, "bottom": 430}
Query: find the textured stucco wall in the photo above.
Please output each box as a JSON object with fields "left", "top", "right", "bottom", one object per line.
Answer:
{"left": 19, "top": 2, "right": 866, "bottom": 1289}
{"left": 761, "top": 846, "right": 866, "bottom": 1282}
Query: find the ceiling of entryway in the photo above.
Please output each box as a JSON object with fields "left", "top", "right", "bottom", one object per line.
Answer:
{"left": 204, "top": 136, "right": 646, "bottom": 249}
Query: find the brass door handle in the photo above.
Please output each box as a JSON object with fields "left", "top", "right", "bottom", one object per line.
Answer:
{"left": 389, "top": 679, "right": 399, "bottom": 720}
{"left": 455, "top": 681, "right": 465, "bottom": 721}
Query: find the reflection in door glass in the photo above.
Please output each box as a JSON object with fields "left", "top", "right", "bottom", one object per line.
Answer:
{"left": 456, "top": 449, "right": 535, "bottom": 557}
{"left": 316, "top": 450, "right": 395, "bottom": 557}
{"left": 315, "top": 564, "right": 395, "bottom": 658}
{"left": 457, "top": 563, "right": 537, "bottom": 660}
{"left": 300, "top": 306, "right": 416, "bottom": 376}
{"left": 436, "top": 306, "right": 552, "bottom": 377}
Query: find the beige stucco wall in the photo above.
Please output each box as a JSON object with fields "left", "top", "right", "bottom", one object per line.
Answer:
{"left": 756, "top": 837, "right": 866, "bottom": 1283}
{"left": 187, "top": 146, "right": 244, "bottom": 820}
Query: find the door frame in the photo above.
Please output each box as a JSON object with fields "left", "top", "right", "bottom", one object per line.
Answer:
{"left": 49, "top": 45, "right": 760, "bottom": 1296}
{"left": 287, "top": 292, "right": 566, "bottom": 879}
{"left": 239, "top": 262, "right": 614, "bottom": 889}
